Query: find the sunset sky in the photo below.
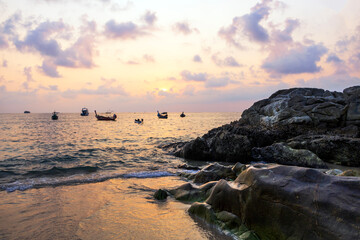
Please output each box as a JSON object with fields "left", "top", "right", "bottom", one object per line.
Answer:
{"left": 0, "top": 0, "right": 359, "bottom": 113}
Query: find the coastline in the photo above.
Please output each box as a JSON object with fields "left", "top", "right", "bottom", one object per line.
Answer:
{"left": 0, "top": 176, "right": 235, "bottom": 240}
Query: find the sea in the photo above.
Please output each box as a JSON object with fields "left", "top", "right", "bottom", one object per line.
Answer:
{"left": 0, "top": 112, "right": 242, "bottom": 240}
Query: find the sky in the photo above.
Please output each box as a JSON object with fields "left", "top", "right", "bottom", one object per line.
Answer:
{"left": 0, "top": 0, "right": 359, "bottom": 113}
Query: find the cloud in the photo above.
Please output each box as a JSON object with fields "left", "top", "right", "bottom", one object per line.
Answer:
{"left": 193, "top": 55, "right": 202, "bottom": 63}
{"left": 218, "top": 21, "right": 242, "bottom": 48}
{"left": 326, "top": 53, "right": 343, "bottom": 63}
{"left": 218, "top": 0, "right": 272, "bottom": 47}
{"left": 205, "top": 77, "right": 231, "bottom": 88}
{"left": 15, "top": 20, "right": 66, "bottom": 57}
{"left": 271, "top": 19, "right": 299, "bottom": 43}
{"left": 262, "top": 44, "right": 328, "bottom": 74}
{"left": 2, "top": 60, "right": 7, "bottom": 67}
{"left": 142, "top": 11, "right": 157, "bottom": 26}
{"left": 212, "top": 54, "right": 242, "bottom": 67}
{"left": 23, "top": 67, "right": 35, "bottom": 82}
{"left": 39, "top": 60, "right": 61, "bottom": 78}
{"left": 172, "top": 21, "right": 198, "bottom": 35}
{"left": 241, "top": 0, "right": 271, "bottom": 43}
{"left": 180, "top": 70, "right": 207, "bottom": 81}
{"left": 14, "top": 19, "right": 97, "bottom": 77}
{"left": 62, "top": 84, "right": 128, "bottom": 98}
{"left": 104, "top": 20, "right": 146, "bottom": 39}
{"left": 0, "top": 12, "right": 21, "bottom": 49}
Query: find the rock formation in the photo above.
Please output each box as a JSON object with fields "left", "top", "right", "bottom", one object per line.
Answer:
{"left": 170, "top": 163, "right": 360, "bottom": 240}
{"left": 166, "top": 86, "right": 360, "bottom": 167}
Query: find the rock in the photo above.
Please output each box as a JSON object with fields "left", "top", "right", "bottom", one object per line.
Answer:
{"left": 325, "top": 169, "right": 343, "bottom": 176}
{"left": 154, "top": 189, "right": 168, "bottom": 200}
{"left": 177, "top": 163, "right": 200, "bottom": 170}
{"left": 205, "top": 164, "right": 360, "bottom": 240}
{"left": 193, "top": 163, "right": 236, "bottom": 183}
{"left": 241, "top": 87, "right": 347, "bottom": 128}
{"left": 188, "top": 202, "right": 217, "bottom": 224}
{"left": 287, "top": 135, "right": 360, "bottom": 166}
{"left": 169, "top": 181, "right": 217, "bottom": 202}
{"left": 166, "top": 86, "right": 360, "bottom": 168}
{"left": 232, "top": 162, "right": 247, "bottom": 176}
{"left": 252, "top": 142, "right": 328, "bottom": 168}
{"left": 339, "top": 170, "right": 360, "bottom": 177}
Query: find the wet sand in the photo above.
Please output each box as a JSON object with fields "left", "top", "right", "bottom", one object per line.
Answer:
{"left": 0, "top": 176, "right": 234, "bottom": 240}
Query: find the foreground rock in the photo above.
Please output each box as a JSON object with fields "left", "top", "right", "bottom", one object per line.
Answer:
{"left": 166, "top": 86, "right": 360, "bottom": 167}
{"left": 171, "top": 163, "right": 360, "bottom": 240}
{"left": 205, "top": 164, "right": 360, "bottom": 240}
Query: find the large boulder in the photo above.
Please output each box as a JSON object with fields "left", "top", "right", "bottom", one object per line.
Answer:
{"left": 287, "top": 135, "right": 360, "bottom": 166}
{"left": 205, "top": 164, "right": 360, "bottom": 240}
{"left": 167, "top": 86, "right": 360, "bottom": 168}
{"left": 252, "top": 143, "right": 328, "bottom": 168}
{"left": 241, "top": 88, "right": 347, "bottom": 128}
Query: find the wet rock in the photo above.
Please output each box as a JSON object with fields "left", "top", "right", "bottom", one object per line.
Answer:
{"left": 325, "top": 169, "right": 343, "bottom": 176}
{"left": 232, "top": 162, "right": 247, "bottom": 176}
{"left": 252, "top": 142, "right": 328, "bottom": 168}
{"left": 339, "top": 170, "right": 360, "bottom": 177}
{"left": 169, "top": 181, "right": 217, "bottom": 202}
{"left": 154, "top": 189, "right": 168, "bottom": 200}
{"left": 193, "top": 163, "right": 236, "bottom": 184}
{"left": 188, "top": 202, "right": 217, "bottom": 224}
{"left": 287, "top": 135, "right": 360, "bottom": 166}
{"left": 205, "top": 164, "right": 360, "bottom": 240}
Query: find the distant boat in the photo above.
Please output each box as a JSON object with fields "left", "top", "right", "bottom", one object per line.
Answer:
{"left": 51, "top": 111, "right": 58, "bottom": 120}
{"left": 24, "top": 111, "right": 30, "bottom": 114}
{"left": 180, "top": 112, "right": 186, "bottom": 118}
{"left": 80, "top": 107, "right": 89, "bottom": 116}
{"left": 135, "top": 119, "right": 143, "bottom": 124}
{"left": 105, "top": 110, "right": 113, "bottom": 114}
{"left": 157, "top": 111, "right": 168, "bottom": 119}
{"left": 94, "top": 110, "right": 117, "bottom": 121}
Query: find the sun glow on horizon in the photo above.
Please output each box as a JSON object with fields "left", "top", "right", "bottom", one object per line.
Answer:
{"left": 0, "top": 0, "right": 359, "bottom": 113}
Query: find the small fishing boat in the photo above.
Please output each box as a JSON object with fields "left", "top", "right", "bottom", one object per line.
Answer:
{"left": 157, "top": 111, "right": 168, "bottom": 119}
{"left": 51, "top": 111, "right": 58, "bottom": 120}
{"left": 24, "top": 110, "right": 30, "bottom": 114}
{"left": 94, "top": 110, "right": 117, "bottom": 121}
{"left": 180, "top": 112, "right": 186, "bottom": 118}
{"left": 80, "top": 107, "right": 89, "bottom": 116}
{"left": 134, "top": 119, "right": 143, "bottom": 124}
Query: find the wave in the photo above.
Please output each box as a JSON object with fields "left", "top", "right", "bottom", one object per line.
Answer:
{"left": 24, "top": 166, "right": 100, "bottom": 177}
{"left": 0, "top": 171, "right": 175, "bottom": 193}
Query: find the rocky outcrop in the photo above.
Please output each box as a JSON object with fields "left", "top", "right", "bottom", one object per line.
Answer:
{"left": 287, "top": 135, "right": 360, "bottom": 166}
{"left": 251, "top": 143, "right": 328, "bottom": 168}
{"left": 167, "top": 86, "right": 360, "bottom": 167}
{"left": 170, "top": 162, "right": 360, "bottom": 240}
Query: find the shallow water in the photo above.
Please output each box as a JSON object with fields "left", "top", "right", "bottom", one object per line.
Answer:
{"left": 0, "top": 112, "right": 241, "bottom": 239}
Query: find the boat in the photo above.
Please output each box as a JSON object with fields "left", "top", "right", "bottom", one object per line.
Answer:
{"left": 51, "top": 111, "right": 58, "bottom": 120}
{"left": 134, "top": 119, "right": 143, "bottom": 124}
{"left": 24, "top": 111, "right": 30, "bottom": 114}
{"left": 105, "top": 110, "right": 113, "bottom": 114}
{"left": 157, "top": 111, "right": 168, "bottom": 119}
{"left": 180, "top": 112, "right": 186, "bottom": 118}
{"left": 94, "top": 110, "right": 117, "bottom": 121}
{"left": 80, "top": 107, "right": 89, "bottom": 116}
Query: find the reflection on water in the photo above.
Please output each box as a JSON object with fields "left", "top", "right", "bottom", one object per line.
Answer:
{"left": 0, "top": 112, "right": 241, "bottom": 239}
{"left": 0, "top": 177, "right": 234, "bottom": 240}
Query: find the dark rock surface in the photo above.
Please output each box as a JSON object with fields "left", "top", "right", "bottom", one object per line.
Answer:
{"left": 167, "top": 86, "right": 360, "bottom": 167}
{"left": 205, "top": 164, "right": 360, "bottom": 240}
{"left": 252, "top": 142, "right": 328, "bottom": 168}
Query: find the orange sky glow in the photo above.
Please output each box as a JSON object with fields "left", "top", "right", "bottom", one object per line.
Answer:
{"left": 0, "top": 0, "right": 359, "bottom": 113}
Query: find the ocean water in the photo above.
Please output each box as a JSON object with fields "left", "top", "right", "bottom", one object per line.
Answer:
{"left": 0, "top": 112, "right": 241, "bottom": 240}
